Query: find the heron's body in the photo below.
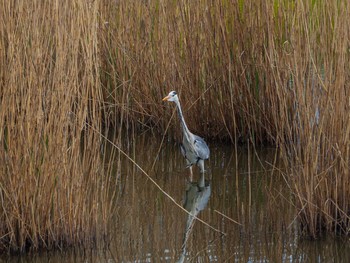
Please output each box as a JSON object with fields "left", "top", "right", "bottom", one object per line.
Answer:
{"left": 163, "top": 91, "right": 210, "bottom": 174}
{"left": 180, "top": 134, "right": 209, "bottom": 170}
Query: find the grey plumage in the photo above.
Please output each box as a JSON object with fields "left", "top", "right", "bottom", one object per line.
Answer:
{"left": 163, "top": 91, "right": 210, "bottom": 174}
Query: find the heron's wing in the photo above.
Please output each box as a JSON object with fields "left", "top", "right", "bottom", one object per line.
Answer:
{"left": 180, "top": 143, "right": 187, "bottom": 159}
{"left": 193, "top": 135, "right": 210, "bottom": 160}
{"left": 180, "top": 143, "right": 193, "bottom": 167}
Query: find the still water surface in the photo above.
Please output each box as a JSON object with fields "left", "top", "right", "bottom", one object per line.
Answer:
{"left": 2, "top": 135, "right": 350, "bottom": 262}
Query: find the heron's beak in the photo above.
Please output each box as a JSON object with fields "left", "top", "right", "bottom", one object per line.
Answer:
{"left": 162, "top": 95, "right": 170, "bottom": 101}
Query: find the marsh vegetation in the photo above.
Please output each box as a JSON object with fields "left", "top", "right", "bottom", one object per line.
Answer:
{"left": 0, "top": 0, "right": 349, "bottom": 253}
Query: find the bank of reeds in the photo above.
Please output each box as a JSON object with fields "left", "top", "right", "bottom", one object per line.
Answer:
{"left": 0, "top": 0, "right": 349, "bottom": 252}
{"left": 100, "top": 0, "right": 350, "bottom": 238}
{"left": 0, "top": 0, "right": 117, "bottom": 252}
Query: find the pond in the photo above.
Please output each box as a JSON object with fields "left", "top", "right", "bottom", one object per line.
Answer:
{"left": 3, "top": 134, "right": 350, "bottom": 262}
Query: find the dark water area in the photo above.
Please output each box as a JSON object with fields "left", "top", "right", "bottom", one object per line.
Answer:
{"left": 2, "top": 135, "right": 350, "bottom": 262}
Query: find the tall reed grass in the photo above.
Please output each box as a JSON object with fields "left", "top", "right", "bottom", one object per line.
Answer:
{"left": 0, "top": 0, "right": 116, "bottom": 252}
{"left": 100, "top": 0, "right": 350, "bottom": 238}
{"left": 0, "top": 0, "right": 349, "bottom": 252}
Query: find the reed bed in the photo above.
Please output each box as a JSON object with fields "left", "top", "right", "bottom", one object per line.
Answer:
{"left": 0, "top": 0, "right": 116, "bottom": 252}
{"left": 0, "top": 0, "right": 349, "bottom": 253}
{"left": 100, "top": 0, "right": 350, "bottom": 238}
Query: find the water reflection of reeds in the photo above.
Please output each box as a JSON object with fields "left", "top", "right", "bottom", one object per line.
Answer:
{"left": 101, "top": 135, "right": 349, "bottom": 262}
{"left": 2, "top": 135, "right": 350, "bottom": 262}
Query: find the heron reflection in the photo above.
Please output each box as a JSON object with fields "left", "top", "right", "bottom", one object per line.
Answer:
{"left": 177, "top": 173, "right": 211, "bottom": 263}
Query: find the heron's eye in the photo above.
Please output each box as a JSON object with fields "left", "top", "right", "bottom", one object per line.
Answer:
{"left": 172, "top": 91, "right": 177, "bottom": 95}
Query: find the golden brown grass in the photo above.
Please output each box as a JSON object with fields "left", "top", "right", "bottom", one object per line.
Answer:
{"left": 0, "top": 0, "right": 349, "bottom": 252}
{"left": 100, "top": 0, "right": 350, "bottom": 238}
{"left": 0, "top": 0, "right": 117, "bottom": 252}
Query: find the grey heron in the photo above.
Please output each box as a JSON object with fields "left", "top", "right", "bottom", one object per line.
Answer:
{"left": 162, "top": 91, "right": 210, "bottom": 175}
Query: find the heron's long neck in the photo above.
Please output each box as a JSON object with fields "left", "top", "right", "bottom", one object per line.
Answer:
{"left": 175, "top": 99, "right": 191, "bottom": 138}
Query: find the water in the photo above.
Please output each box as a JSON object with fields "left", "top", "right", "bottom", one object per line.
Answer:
{"left": 2, "top": 134, "right": 350, "bottom": 262}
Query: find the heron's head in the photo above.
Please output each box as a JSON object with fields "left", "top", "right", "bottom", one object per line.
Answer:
{"left": 162, "top": 91, "right": 178, "bottom": 102}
